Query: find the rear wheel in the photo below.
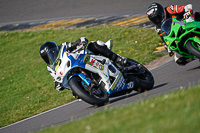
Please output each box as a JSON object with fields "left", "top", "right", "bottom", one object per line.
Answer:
{"left": 68, "top": 76, "right": 109, "bottom": 106}
{"left": 185, "top": 40, "right": 200, "bottom": 59}
{"left": 126, "top": 59, "right": 154, "bottom": 92}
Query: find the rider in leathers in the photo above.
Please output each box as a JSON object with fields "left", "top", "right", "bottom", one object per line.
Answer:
{"left": 39, "top": 37, "right": 127, "bottom": 91}
{"left": 146, "top": 3, "right": 200, "bottom": 65}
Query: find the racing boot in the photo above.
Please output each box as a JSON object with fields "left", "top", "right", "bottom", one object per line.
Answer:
{"left": 88, "top": 41, "right": 127, "bottom": 70}
{"left": 174, "top": 53, "right": 195, "bottom": 66}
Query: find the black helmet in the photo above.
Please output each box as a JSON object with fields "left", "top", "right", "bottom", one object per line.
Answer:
{"left": 39, "top": 42, "right": 59, "bottom": 65}
{"left": 146, "top": 3, "right": 166, "bottom": 27}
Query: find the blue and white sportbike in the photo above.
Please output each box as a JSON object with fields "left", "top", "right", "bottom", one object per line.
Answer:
{"left": 51, "top": 40, "right": 154, "bottom": 106}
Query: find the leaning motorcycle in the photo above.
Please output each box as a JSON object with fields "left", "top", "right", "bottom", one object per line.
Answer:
{"left": 52, "top": 40, "right": 154, "bottom": 106}
{"left": 161, "top": 16, "right": 200, "bottom": 59}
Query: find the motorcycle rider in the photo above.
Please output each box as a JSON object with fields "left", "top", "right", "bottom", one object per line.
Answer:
{"left": 39, "top": 37, "right": 127, "bottom": 91}
{"left": 146, "top": 3, "right": 200, "bottom": 65}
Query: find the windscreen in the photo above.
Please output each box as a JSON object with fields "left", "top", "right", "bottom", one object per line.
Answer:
{"left": 47, "top": 47, "right": 59, "bottom": 65}
{"left": 161, "top": 18, "right": 172, "bottom": 35}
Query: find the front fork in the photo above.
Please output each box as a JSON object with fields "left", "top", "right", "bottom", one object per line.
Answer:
{"left": 78, "top": 68, "right": 92, "bottom": 86}
{"left": 78, "top": 68, "right": 102, "bottom": 95}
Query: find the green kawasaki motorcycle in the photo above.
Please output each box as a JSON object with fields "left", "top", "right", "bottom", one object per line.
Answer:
{"left": 161, "top": 16, "right": 200, "bottom": 59}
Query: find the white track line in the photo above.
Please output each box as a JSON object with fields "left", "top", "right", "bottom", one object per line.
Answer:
{"left": 0, "top": 100, "right": 78, "bottom": 130}
{"left": 150, "top": 58, "right": 173, "bottom": 71}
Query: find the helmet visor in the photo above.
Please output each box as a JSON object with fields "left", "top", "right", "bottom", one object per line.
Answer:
{"left": 150, "top": 7, "right": 166, "bottom": 26}
{"left": 152, "top": 13, "right": 165, "bottom": 26}
{"left": 47, "top": 47, "right": 59, "bottom": 65}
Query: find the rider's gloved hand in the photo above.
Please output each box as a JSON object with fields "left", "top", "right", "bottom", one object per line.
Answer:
{"left": 76, "top": 37, "right": 88, "bottom": 50}
{"left": 184, "top": 4, "right": 193, "bottom": 19}
{"left": 55, "top": 82, "right": 65, "bottom": 91}
{"left": 184, "top": 11, "right": 193, "bottom": 19}
{"left": 80, "top": 37, "right": 88, "bottom": 46}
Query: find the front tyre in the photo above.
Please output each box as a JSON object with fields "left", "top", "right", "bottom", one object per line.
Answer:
{"left": 68, "top": 76, "right": 109, "bottom": 106}
{"left": 185, "top": 40, "right": 200, "bottom": 59}
{"left": 126, "top": 59, "right": 154, "bottom": 92}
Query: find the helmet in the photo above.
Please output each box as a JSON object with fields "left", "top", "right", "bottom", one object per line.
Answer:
{"left": 146, "top": 3, "right": 166, "bottom": 26}
{"left": 39, "top": 42, "right": 59, "bottom": 65}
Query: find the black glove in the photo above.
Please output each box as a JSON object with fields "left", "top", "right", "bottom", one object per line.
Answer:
{"left": 66, "top": 37, "right": 88, "bottom": 52}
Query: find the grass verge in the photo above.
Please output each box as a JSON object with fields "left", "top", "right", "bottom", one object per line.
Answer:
{"left": 37, "top": 85, "right": 200, "bottom": 133}
{"left": 0, "top": 26, "right": 163, "bottom": 127}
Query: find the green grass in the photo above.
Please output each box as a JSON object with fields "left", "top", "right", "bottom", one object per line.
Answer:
{"left": 0, "top": 26, "right": 163, "bottom": 127}
{"left": 37, "top": 85, "right": 200, "bottom": 133}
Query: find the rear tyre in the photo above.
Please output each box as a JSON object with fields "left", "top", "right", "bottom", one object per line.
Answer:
{"left": 68, "top": 76, "right": 109, "bottom": 106}
{"left": 185, "top": 40, "right": 200, "bottom": 59}
{"left": 126, "top": 58, "right": 154, "bottom": 92}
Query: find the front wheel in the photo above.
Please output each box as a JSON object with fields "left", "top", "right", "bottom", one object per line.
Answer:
{"left": 185, "top": 40, "right": 200, "bottom": 59}
{"left": 68, "top": 76, "right": 109, "bottom": 106}
{"left": 126, "top": 58, "right": 154, "bottom": 92}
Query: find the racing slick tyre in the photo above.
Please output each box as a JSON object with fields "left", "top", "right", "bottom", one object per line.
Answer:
{"left": 126, "top": 58, "right": 154, "bottom": 92}
{"left": 68, "top": 76, "right": 109, "bottom": 106}
{"left": 185, "top": 40, "right": 200, "bottom": 59}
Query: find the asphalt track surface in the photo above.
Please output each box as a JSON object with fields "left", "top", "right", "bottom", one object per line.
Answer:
{"left": 1, "top": 0, "right": 200, "bottom": 24}
{"left": 1, "top": 0, "right": 200, "bottom": 133}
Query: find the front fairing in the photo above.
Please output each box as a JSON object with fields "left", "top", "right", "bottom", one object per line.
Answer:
{"left": 61, "top": 48, "right": 136, "bottom": 95}
{"left": 162, "top": 18, "right": 181, "bottom": 51}
{"left": 162, "top": 17, "right": 200, "bottom": 58}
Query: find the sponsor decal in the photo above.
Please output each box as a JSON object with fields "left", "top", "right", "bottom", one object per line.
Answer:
{"left": 90, "top": 59, "right": 95, "bottom": 66}
{"left": 114, "top": 75, "right": 125, "bottom": 91}
{"left": 110, "top": 73, "right": 124, "bottom": 91}
{"left": 96, "top": 61, "right": 99, "bottom": 66}
{"left": 104, "top": 73, "right": 108, "bottom": 77}
{"left": 98, "top": 64, "right": 104, "bottom": 71}
{"left": 83, "top": 54, "right": 90, "bottom": 64}
{"left": 59, "top": 71, "right": 63, "bottom": 75}
{"left": 127, "top": 65, "right": 137, "bottom": 70}
{"left": 83, "top": 54, "right": 104, "bottom": 71}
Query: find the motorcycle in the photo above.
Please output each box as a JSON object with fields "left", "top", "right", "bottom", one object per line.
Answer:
{"left": 53, "top": 40, "right": 154, "bottom": 106}
{"left": 161, "top": 16, "right": 200, "bottom": 59}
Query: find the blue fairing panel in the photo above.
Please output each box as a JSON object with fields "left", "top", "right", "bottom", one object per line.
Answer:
{"left": 68, "top": 54, "right": 86, "bottom": 68}
{"left": 62, "top": 45, "right": 66, "bottom": 57}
